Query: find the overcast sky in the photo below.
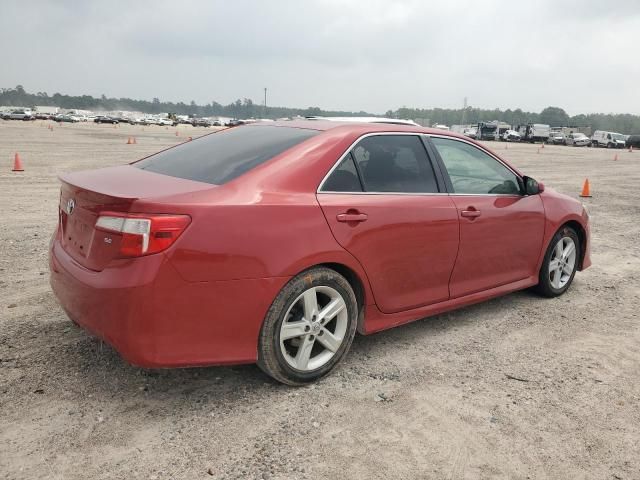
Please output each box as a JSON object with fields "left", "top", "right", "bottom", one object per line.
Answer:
{"left": 2, "top": 0, "right": 639, "bottom": 115}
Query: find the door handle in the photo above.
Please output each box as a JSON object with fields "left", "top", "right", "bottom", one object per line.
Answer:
{"left": 461, "top": 209, "right": 481, "bottom": 218}
{"left": 337, "top": 212, "right": 368, "bottom": 223}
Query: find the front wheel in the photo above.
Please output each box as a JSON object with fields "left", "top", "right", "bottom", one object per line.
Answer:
{"left": 535, "top": 227, "right": 580, "bottom": 297}
{"left": 258, "top": 267, "right": 358, "bottom": 385}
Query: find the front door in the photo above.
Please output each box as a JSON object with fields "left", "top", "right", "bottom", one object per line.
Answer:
{"left": 429, "top": 136, "right": 545, "bottom": 298}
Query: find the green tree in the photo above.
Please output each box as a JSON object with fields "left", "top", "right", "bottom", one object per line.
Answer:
{"left": 539, "top": 107, "right": 570, "bottom": 127}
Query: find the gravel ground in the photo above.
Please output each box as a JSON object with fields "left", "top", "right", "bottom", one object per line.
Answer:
{"left": 0, "top": 120, "right": 639, "bottom": 480}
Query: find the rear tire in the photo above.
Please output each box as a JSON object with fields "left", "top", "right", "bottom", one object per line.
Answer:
{"left": 258, "top": 267, "right": 358, "bottom": 386}
{"left": 534, "top": 227, "right": 580, "bottom": 298}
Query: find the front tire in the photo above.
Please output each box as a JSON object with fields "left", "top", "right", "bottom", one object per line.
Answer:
{"left": 535, "top": 227, "right": 580, "bottom": 297}
{"left": 258, "top": 267, "right": 358, "bottom": 385}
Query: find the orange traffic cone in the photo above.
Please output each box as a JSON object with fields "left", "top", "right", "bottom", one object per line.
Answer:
{"left": 12, "top": 153, "right": 24, "bottom": 172}
{"left": 127, "top": 137, "right": 133, "bottom": 144}
{"left": 579, "top": 179, "right": 592, "bottom": 198}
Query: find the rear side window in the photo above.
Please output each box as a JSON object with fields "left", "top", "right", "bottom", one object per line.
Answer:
{"left": 321, "top": 153, "right": 363, "bottom": 192}
{"left": 344, "top": 135, "right": 438, "bottom": 193}
{"left": 135, "top": 126, "right": 319, "bottom": 185}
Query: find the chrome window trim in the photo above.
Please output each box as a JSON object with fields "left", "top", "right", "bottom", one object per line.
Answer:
{"left": 317, "top": 131, "right": 525, "bottom": 198}
{"left": 316, "top": 132, "right": 439, "bottom": 194}
{"left": 317, "top": 191, "right": 450, "bottom": 196}
{"left": 317, "top": 191, "right": 520, "bottom": 197}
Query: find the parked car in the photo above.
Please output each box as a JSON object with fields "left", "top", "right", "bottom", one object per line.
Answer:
{"left": 591, "top": 130, "right": 626, "bottom": 148}
{"left": 54, "top": 114, "right": 80, "bottom": 123}
{"left": 94, "top": 116, "right": 119, "bottom": 124}
{"left": 502, "top": 130, "right": 521, "bottom": 142}
{"left": 35, "top": 112, "right": 55, "bottom": 120}
{"left": 463, "top": 127, "right": 477, "bottom": 139}
{"left": 158, "top": 118, "right": 175, "bottom": 127}
{"left": 192, "top": 118, "right": 212, "bottom": 127}
{"left": 565, "top": 132, "right": 591, "bottom": 147}
{"left": 7, "top": 109, "right": 35, "bottom": 120}
{"left": 548, "top": 131, "right": 566, "bottom": 145}
{"left": 625, "top": 134, "right": 640, "bottom": 149}
{"left": 49, "top": 122, "right": 591, "bottom": 385}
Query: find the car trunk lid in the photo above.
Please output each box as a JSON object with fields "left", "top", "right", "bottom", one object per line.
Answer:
{"left": 58, "top": 165, "right": 213, "bottom": 271}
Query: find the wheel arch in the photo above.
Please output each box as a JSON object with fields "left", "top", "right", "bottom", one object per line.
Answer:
{"left": 320, "top": 262, "right": 367, "bottom": 333}
{"left": 290, "top": 261, "right": 370, "bottom": 334}
{"left": 561, "top": 220, "right": 587, "bottom": 270}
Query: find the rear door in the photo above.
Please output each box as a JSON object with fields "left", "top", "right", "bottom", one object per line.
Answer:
{"left": 317, "top": 134, "right": 459, "bottom": 314}
{"left": 428, "top": 136, "right": 545, "bottom": 298}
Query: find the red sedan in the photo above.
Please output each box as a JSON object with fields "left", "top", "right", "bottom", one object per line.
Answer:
{"left": 50, "top": 121, "right": 591, "bottom": 385}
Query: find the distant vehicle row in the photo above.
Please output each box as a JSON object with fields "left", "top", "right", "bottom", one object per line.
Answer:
{"left": 452, "top": 122, "right": 633, "bottom": 148}
{"left": 0, "top": 109, "right": 228, "bottom": 128}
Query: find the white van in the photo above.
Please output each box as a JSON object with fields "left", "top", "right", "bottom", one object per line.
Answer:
{"left": 591, "top": 130, "right": 626, "bottom": 148}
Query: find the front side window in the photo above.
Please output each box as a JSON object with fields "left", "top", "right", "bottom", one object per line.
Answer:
{"left": 431, "top": 137, "right": 521, "bottom": 195}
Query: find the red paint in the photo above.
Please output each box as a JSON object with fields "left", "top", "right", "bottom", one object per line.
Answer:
{"left": 448, "top": 195, "right": 545, "bottom": 298}
{"left": 317, "top": 194, "right": 459, "bottom": 313}
{"left": 50, "top": 122, "right": 591, "bottom": 368}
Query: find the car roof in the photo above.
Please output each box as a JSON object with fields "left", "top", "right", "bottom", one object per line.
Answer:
{"left": 246, "top": 119, "right": 469, "bottom": 138}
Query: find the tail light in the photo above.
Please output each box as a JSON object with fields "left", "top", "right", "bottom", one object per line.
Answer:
{"left": 95, "top": 213, "right": 191, "bottom": 257}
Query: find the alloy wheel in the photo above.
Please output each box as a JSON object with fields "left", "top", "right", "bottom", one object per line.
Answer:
{"left": 279, "top": 286, "right": 348, "bottom": 371}
{"left": 549, "top": 236, "right": 577, "bottom": 289}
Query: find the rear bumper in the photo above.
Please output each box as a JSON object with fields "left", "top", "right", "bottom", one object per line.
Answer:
{"left": 49, "top": 231, "right": 290, "bottom": 368}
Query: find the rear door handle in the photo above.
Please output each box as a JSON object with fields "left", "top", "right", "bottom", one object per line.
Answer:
{"left": 337, "top": 212, "right": 368, "bottom": 223}
{"left": 461, "top": 209, "right": 481, "bottom": 218}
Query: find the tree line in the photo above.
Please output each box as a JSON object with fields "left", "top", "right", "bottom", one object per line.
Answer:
{"left": 2, "top": 85, "right": 639, "bottom": 133}
{"left": 388, "top": 106, "right": 640, "bottom": 134}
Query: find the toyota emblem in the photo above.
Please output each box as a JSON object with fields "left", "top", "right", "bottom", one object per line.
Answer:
{"left": 66, "top": 198, "right": 76, "bottom": 215}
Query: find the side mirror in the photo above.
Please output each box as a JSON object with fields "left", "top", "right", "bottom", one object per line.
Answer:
{"left": 524, "top": 176, "right": 544, "bottom": 195}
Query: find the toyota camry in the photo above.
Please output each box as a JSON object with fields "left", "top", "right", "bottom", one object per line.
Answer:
{"left": 50, "top": 121, "right": 591, "bottom": 385}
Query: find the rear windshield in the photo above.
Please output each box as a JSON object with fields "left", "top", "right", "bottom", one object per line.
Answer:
{"left": 134, "top": 125, "right": 319, "bottom": 185}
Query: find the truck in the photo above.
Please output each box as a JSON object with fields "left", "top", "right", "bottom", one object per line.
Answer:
{"left": 591, "top": 130, "right": 626, "bottom": 148}
{"left": 516, "top": 124, "right": 550, "bottom": 143}
{"left": 477, "top": 121, "right": 498, "bottom": 140}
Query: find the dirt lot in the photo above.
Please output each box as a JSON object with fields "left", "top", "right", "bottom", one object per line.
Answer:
{"left": 1, "top": 120, "right": 639, "bottom": 480}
